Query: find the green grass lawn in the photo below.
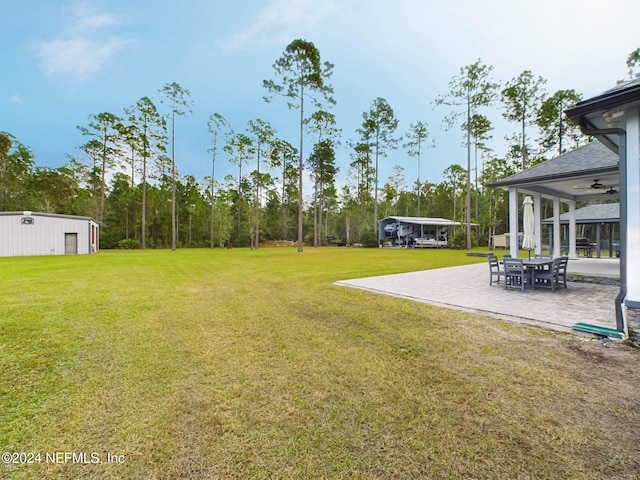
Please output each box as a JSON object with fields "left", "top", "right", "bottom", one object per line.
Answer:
{"left": 1, "top": 247, "right": 639, "bottom": 479}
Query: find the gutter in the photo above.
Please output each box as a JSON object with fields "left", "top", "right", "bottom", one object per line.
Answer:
{"left": 578, "top": 121, "right": 627, "bottom": 334}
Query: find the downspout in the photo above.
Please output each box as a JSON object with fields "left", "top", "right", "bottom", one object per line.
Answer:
{"left": 579, "top": 122, "right": 626, "bottom": 332}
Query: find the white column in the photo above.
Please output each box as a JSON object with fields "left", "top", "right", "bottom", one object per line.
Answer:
{"left": 533, "top": 192, "right": 542, "bottom": 255}
{"left": 553, "top": 197, "right": 561, "bottom": 258}
{"left": 626, "top": 108, "right": 640, "bottom": 307}
{"left": 509, "top": 187, "right": 519, "bottom": 257}
{"left": 568, "top": 200, "right": 577, "bottom": 259}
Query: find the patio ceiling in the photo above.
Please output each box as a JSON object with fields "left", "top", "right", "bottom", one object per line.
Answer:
{"left": 518, "top": 171, "right": 620, "bottom": 201}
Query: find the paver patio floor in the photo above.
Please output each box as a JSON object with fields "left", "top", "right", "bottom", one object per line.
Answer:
{"left": 335, "top": 261, "right": 619, "bottom": 334}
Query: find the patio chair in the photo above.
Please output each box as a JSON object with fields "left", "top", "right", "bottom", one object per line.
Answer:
{"left": 534, "top": 257, "right": 561, "bottom": 291}
{"left": 534, "top": 253, "right": 553, "bottom": 259}
{"left": 557, "top": 256, "right": 569, "bottom": 288}
{"left": 488, "top": 255, "right": 505, "bottom": 286}
{"left": 503, "top": 258, "right": 526, "bottom": 291}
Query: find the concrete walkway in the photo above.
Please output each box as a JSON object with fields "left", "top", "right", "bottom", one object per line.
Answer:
{"left": 335, "top": 260, "right": 620, "bottom": 334}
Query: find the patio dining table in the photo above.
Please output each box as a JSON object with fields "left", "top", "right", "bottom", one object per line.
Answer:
{"left": 522, "top": 258, "right": 554, "bottom": 290}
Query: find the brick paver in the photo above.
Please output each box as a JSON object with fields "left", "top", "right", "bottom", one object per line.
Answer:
{"left": 335, "top": 262, "right": 619, "bottom": 333}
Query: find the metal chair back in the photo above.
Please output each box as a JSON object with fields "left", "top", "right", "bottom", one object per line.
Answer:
{"left": 503, "top": 258, "right": 525, "bottom": 291}
{"left": 557, "top": 256, "right": 569, "bottom": 288}
{"left": 487, "top": 255, "right": 505, "bottom": 286}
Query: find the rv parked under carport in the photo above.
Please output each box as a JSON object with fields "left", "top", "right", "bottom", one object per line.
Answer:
{"left": 378, "top": 216, "right": 468, "bottom": 247}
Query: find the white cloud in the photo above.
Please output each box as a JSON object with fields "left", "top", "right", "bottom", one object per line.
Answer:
{"left": 36, "top": 37, "right": 131, "bottom": 80}
{"left": 67, "top": 3, "right": 120, "bottom": 33}
{"left": 220, "top": 0, "right": 342, "bottom": 52}
{"left": 10, "top": 94, "right": 22, "bottom": 104}
{"left": 31, "top": 2, "right": 133, "bottom": 81}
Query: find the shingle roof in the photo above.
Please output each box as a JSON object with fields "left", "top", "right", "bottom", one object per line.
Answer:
{"left": 541, "top": 203, "right": 619, "bottom": 224}
{"left": 490, "top": 141, "right": 618, "bottom": 188}
{"left": 598, "top": 76, "right": 640, "bottom": 97}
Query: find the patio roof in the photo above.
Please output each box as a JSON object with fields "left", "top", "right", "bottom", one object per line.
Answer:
{"left": 541, "top": 203, "right": 619, "bottom": 225}
{"left": 489, "top": 141, "right": 619, "bottom": 201}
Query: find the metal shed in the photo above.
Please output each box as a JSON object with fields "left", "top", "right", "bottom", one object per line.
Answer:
{"left": 0, "top": 211, "right": 99, "bottom": 257}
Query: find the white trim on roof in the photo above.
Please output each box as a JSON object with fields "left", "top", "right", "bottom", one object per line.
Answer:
{"left": 0, "top": 211, "right": 98, "bottom": 223}
{"left": 380, "top": 216, "right": 478, "bottom": 227}
{"left": 381, "top": 216, "right": 464, "bottom": 226}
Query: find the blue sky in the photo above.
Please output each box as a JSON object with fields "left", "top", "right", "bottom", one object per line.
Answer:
{"left": 2, "top": 0, "right": 639, "bottom": 191}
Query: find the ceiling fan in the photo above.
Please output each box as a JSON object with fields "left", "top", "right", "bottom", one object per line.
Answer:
{"left": 573, "top": 179, "right": 618, "bottom": 193}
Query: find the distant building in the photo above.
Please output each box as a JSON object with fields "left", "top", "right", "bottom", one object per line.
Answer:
{"left": 0, "top": 211, "right": 99, "bottom": 257}
{"left": 541, "top": 203, "right": 620, "bottom": 258}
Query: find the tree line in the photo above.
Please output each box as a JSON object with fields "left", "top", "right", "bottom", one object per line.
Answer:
{"left": 3, "top": 42, "right": 638, "bottom": 250}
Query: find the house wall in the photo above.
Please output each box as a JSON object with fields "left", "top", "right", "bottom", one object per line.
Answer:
{"left": 0, "top": 213, "right": 97, "bottom": 257}
{"left": 625, "top": 109, "right": 640, "bottom": 310}
{"left": 626, "top": 308, "right": 640, "bottom": 339}
{"left": 624, "top": 107, "right": 640, "bottom": 335}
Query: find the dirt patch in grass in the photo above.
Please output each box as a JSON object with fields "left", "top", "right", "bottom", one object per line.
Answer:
{"left": 567, "top": 336, "right": 635, "bottom": 363}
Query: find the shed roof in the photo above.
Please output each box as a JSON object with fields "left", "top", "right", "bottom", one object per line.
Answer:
{"left": 541, "top": 203, "right": 619, "bottom": 225}
{"left": 0, "top": 211, "right": 98, "bottom": 223}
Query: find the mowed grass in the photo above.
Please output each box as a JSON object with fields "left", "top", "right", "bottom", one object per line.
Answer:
{"left": 1, "top": 247, "right": 639, "bottom": 479}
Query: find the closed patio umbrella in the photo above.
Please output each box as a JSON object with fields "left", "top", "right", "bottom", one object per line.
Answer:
{"left": 522, "top": 196, "right": 536, "bottom": 258}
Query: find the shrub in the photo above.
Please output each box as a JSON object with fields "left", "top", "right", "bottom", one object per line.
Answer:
{"left": 117, "top": 238, "right": 141, "bottom": 249}
{"left": 450, "top": 229, "right": 478, "bottom": 249}
{"left": 359, "top": 230, "right": 380, "bottom": 248}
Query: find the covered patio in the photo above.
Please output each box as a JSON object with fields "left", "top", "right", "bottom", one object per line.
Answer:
{"left": 490, "top": 141, "right": 619, "bottom": 261}
{"left": 488, "top": 76, "right": 640, "bottom": 338}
